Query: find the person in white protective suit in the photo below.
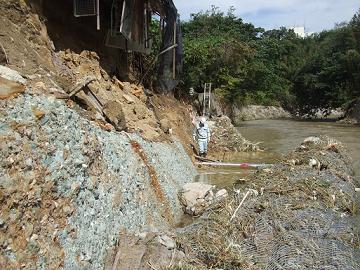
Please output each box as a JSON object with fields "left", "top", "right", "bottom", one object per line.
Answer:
{"left": 193, "top": 116, "right": 211, "bottom": 157}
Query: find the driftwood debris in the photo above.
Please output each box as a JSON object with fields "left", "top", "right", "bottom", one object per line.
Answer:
{"left": 229, "top": 190, "right": 251, "bottom": 222}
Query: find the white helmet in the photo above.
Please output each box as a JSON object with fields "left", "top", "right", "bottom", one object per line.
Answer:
{"left": 200, "top": 116, "right": 206, "bottom": 124}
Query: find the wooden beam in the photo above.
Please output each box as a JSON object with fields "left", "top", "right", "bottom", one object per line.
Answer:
{"left": 67, "top": 76, "right": 96, "bottom": 97}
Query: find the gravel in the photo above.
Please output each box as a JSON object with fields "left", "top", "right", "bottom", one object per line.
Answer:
{"left": 0, "top": 91, "right": 196, "bottom": 269}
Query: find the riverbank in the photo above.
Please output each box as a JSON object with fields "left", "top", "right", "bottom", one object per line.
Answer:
{"left": 177, "top": 136, "right": 360, "bottom": 269}
{"left": 238, "top": 119, "right": 360, "bottom": 176}
{"left": 231, "top": 105, "right": 291, "bottom": 124}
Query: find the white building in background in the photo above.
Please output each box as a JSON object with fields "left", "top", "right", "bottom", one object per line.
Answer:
{"left": 292, "top": 26, "right": 306, "bottom": 38}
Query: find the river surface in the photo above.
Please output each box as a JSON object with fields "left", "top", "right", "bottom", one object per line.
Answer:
{"left": 195, "top": 119, "right": 360, "bottom": 187}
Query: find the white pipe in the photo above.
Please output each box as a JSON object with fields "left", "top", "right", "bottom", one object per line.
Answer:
{"left": 120, "top": 0, "right": 126, "bottom": 33}
{"left": 196, "top": 162, "right": 271, "bottom": 168}
{"left": 96, "top": 0, "right": 100, "bottom": 30}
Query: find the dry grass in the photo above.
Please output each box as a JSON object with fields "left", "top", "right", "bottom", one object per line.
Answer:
{"left": 177, "top": 137, "right": 359, "bottom": 270}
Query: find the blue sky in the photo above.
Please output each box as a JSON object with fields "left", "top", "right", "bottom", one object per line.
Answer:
{"left": 173, "top": 0, "right": 359, "bottom": 33}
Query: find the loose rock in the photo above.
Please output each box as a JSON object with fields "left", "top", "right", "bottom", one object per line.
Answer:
{"left": 102, "top": 101, "right": 126, "bottom": 131}
{"left": 179, "top": 182, "right": 214, "bottom": 215}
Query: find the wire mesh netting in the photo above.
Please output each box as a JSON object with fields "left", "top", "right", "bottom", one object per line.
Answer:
{"left": 179, "top": 137, "right": 360, "bottom": 270}
{"left": 73, "top": 0, "right": 97, "bottom": 17}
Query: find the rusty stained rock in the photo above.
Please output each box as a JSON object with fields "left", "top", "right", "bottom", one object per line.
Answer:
{"left": 31, "top": 107, "right": 45, "bottom": 120}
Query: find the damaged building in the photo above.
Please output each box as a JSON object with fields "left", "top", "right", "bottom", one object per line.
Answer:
{"left": 26, "top": 0, "right": 183, "bottom": 92}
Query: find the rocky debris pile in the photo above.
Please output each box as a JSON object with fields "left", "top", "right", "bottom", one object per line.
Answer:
{"left": 148, "top": 95, "right": 197, "bottom": 156}
{"left": 231, "top": 105, "right": 291, "bottom": 124}
{"left": 52, "top": 49, "right": 162, "bottom": 140}
{"left": 0, "top": 0, "right": 165, "bottom": 142}
{"left": 0, "top": 0, "right": 56, "bottom": 80}
{"left": 177, "top": 136, "right": 360, "bottom": 270}
{"left": 179, "top": 182, "right": 228, "bottom": 216}
{"left": 208, "top": 116, "right": 261, "bottom": 152}
{"left": 0, "top": 70, "right": 196, "bottom": 269}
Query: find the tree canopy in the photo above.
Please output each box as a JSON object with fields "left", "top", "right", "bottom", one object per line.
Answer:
{"left": 181, "top": 7, "right": 360, "bottom": 116}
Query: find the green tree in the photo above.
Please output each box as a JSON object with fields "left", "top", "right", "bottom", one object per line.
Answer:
{"left": 182, "top": 8, "right": 305, "bottom": 107}
{"left": 292, "top": 20, "right": 360, "bottom": 116}
{"left": 181, "top": 6, "right": 360, "bottom": 115}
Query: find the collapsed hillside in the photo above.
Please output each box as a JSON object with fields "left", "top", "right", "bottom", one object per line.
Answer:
{"left": 0, "top": 1, "right": 259, "bottom": 269}
{"left": 0, "top": 80, "right": 197, "bottom": 269}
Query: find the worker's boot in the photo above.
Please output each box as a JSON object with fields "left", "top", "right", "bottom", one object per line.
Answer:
{"left": 203, "top": 152, "right": 207, "bottom": 158}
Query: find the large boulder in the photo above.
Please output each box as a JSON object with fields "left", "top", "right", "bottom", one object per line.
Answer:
{"left": 179, "top": 182, "right": 215, "bottom": 216}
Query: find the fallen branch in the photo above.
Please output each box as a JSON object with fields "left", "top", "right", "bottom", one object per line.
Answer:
{"left": 0, "top": 41, "right": 9, "bottom": 64}
{"left": 147, "top": 261, "right": 158, "bottom": 270}
{"left": 229, "top": 190, "right": 251, "bottom": 222}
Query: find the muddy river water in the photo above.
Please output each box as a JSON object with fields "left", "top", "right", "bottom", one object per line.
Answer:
{"left": 196, "top": 119, "right": 360, "bottom": 187}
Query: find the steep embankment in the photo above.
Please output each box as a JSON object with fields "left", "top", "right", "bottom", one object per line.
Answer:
{"left": 0, "top": 1, "right": 198, "bottom": 269}
{"left": 0, "top": 1, "right": 261, "bottom": 269}
{"left": 0, "top": 70, "right": 196, "bottom": 269}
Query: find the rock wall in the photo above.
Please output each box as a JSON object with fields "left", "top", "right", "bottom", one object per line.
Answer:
{"left": 0, "top": 85, "right": 196, "bottom": 269}
{"left": 231, "top": 105, "right": 291, "bottom": 124}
